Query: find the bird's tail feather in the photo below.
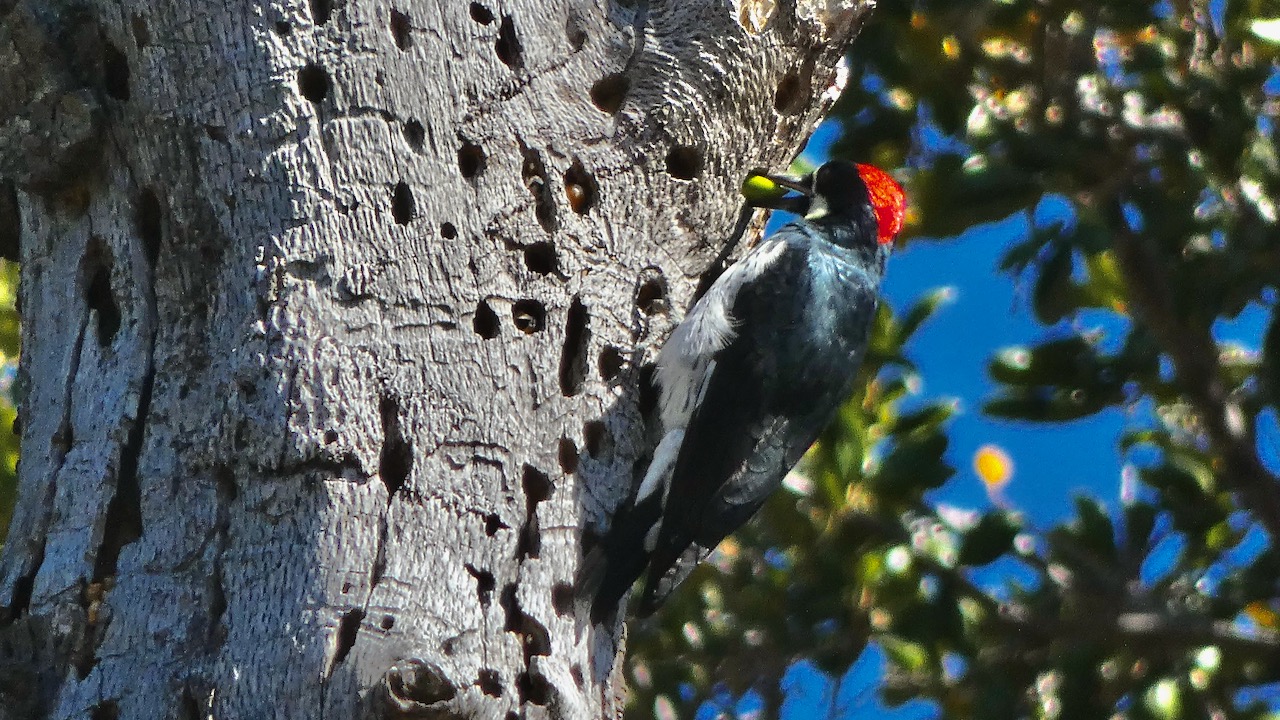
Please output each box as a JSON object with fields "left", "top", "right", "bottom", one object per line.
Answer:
{"left": 574, "top": 546, "right": 610, "bottom": 621}
{"left": 636, "top": 543, "right": 711, "bottom": 617}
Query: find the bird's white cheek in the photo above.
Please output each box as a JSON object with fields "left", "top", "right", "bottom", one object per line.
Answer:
{"left": 804, "top": 195, "right": 830, "bottom": 220}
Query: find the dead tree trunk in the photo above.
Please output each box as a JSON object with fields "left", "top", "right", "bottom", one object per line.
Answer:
{"left": 0, "top": 1, "right": 869, "bottom": 717}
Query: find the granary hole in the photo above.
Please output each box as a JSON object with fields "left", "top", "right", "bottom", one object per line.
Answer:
{"left": 458, "top": 140, "right": 486, "bottom": 179}
{"left": 130, "top": 14, "right": 150, "bottom": 47}
{"left": 598, "top": 346, "right": 625, "bottom": 381}
{"left": 298, "top": 63, "right": 330, "bottom": 103}
{"left": 310, "top": 0, "right": 332, "bottom": 25}
{"left": 470, "top": 2, "right": 495, "bottom": 24}
{"left": 665, "top": 145, "right": 703, "bottom": 180}
{"left": 520, "top": 146, "right": 557, "bottom": 232}
{"left": 565, "top": 12, "right": 587, "bottom": 51}
{"left": 495, "top": 16, "right": 523, "bottom": 68}
{"left": 774, "top": 69, "right": 807, "bottom": 114}
{"left": 524, "top": 242, "right": 559, "bottom": 275}
{"left": 558, "top": 297, "right": 589, "bottom": 396}
{"left": 511, "top": 299, "right": 545, "bottom": 334}
{"left": 563, "top": 159, "right": 598, "bottom": 215}
{"left": 551, "top": 583, "right": 574, "bottom": 615}
{"left": 103, "top": 41, "right": 130, "bottom": 101}
{"left": 332, "top": 608, "right": 364, "bottom": 667}
{"left": 478, "top": 669, "right": 502, "bottom": 697}
{"left": 589, "top": 73, "right": 629, "bottom": 115}
{"left": 517, "top": 671, "right": 550, "bottom": 706}
{"left": 404, "top": 119, "right": 425, "bottom": 150}
{"left": 378, "top": 395, "right": 411, "bottom": 499}
{"left": 636, "top": 276, "right": 668, "bottom": 316}
{"left": 583, "top": 420, "right": 611, "bottom": 457}
{"left": 465, "top": 564, "right": 495, "bottom": 606}
{"left": 136, "top": 188, "right": 162, "bottom": 266}
{"left": 557, "top": 437, "right": 579, "bottom": 474}
{"left": 391, "top": 181, "right": 415, "bottom": 225}
{"left": 473, "top": 300, "right": 500, "bottom": 339}
{"left": 484, "top": 512, "right": 508, "bottom": 536}
{"left": 84, "top": 237, "right": 120, "bottom": 348}
{"left": 390, "top": 8, "right": 412, "bottom": 50}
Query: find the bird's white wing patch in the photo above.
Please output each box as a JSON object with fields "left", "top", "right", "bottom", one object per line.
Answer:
{"left": 653, "top": 238, "right": 788, "bottom": 431}
{"left": 635, "top": 429, "right": 684, "bottom": 503}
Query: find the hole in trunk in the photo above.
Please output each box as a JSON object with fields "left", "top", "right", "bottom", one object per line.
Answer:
{"left": 332, "top": 608, "right": 365, "bottom": 667}
{"left": 390, "top": 8, "right": 412, "bottom": 49}
{"left": 558, "top": 297, "right": 589, "bottom": 396}
{"left": 589, "top": 73, "right": 629, "bottom": 114}
{"left": 665, "top": 145, "right": 702, "bottom": 180}
{"left": 298, "top": 63, "right": 330, "bottom": 103}
{"left": 495, "top": 16, "right": 523, "bottom": 68}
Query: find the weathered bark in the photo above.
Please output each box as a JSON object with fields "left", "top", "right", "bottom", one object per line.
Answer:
{"left": 0, "top": 0, "right": 869, "bottom": 717}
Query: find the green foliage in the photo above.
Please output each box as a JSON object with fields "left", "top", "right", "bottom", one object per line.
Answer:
{"left": 627, "top": 0, "right": 1280, "bottom": 717}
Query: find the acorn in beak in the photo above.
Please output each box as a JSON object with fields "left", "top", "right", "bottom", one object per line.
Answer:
{"left": 740, "top": 168, "right": 814, "bottom": 214}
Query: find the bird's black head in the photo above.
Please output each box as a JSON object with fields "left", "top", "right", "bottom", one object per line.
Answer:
{"left": 747, "top": 160, "right": 906, "bottom": 250}
{"left": 810, "top": 160, "right": 865, "bottom": 212}
{"left": 810, "top": 160, "right": 906, "bottom": 248}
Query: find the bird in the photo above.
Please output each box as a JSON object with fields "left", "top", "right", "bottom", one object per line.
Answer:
{"left": 580, "top": 159, "right": 906, "bottom": 624}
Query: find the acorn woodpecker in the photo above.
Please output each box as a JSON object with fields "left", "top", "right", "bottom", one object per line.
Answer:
{"left": 582, "top": 159, "right": 906, "bottom": 623}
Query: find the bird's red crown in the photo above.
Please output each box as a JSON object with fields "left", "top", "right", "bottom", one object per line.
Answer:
{"left": 856, "top": 164, "right": 906, "bottom": 245}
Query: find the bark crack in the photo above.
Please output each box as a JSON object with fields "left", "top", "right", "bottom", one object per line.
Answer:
{"left": 206, "top": 466, "right": 235, "bottom": 652}
{"left": 508, "top": 465, "right": 555, "bottom": 708}
{"left": 91, "top": 362, "right": 151, "bottom": 582}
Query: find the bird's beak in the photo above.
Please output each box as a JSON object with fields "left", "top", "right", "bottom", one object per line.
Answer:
{"left": 740, "top": 170, "right": 814, "bottom": 213}
{"left": 760, "top": 173, "right": 813, "bottom": 196}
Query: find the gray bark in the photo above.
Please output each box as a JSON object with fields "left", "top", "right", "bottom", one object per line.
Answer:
{"left": 0, "top": 0, "right": 869, "bottom": 717}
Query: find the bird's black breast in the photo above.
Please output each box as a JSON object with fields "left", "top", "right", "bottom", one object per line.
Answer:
{"left": 737, "top": 233, "right": 880, "bottom": 417}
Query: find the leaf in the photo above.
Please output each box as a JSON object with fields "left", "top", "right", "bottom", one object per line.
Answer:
{"left": 1075, "top": 250, "right": 1128, "bottom": 310}
{"left": 959, "top": 511, "right": 1021, "bottom": 566}
{"left": 985, "top": 388, "right": 1110, "bottom": 422}
{"left": 868, "top": 430, "right": 954, "bottom": 500}
{"left": 1033, "top": 242, "right": 1076, "bottom": 324}
{"left": 989, "top": 337, "right": 1096, "bottom": 387}
{"left": 897, "top": 287, "right": 954, "bottom": 341}
{"left": 1071, "top": 496, "right": 1117, "bottom": 563}
{"left": 998, "top": 234, "right": 1048, "bottom": 272}
{"left": 886, "top": 401, "right": 956, "bottom": 438}
{"left": 1139, "top": 463, "right": 1225, "bottom": 535}
{"left": 1123, "top": 502, "right": 1157, "bottom": 558}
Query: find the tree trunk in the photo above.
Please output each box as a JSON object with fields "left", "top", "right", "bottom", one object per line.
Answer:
{"left": 0, "top": 0, "right": 869, "bottom": 717}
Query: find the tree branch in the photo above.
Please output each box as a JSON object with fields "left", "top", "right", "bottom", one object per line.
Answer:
{"left": 1110, "top": 218, "right": 1280, "bottom": 540}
